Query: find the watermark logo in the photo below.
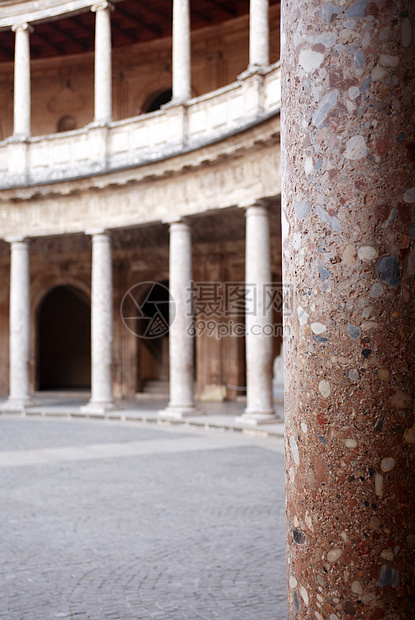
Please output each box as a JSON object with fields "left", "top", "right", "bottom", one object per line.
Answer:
{"left": 188, "top": 281, "right": 293, "bottom": 318}
{"left": 120, "top": 281, "right": 292, "bottom": 340}
{"left": 120, "top": 281, "right": 175, "bottom": 339}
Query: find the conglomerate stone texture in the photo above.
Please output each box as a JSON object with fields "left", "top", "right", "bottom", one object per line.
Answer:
{"left": 0, "top": 416, "right": 286, "bottom": 619}
{"left": 281, "top": 0, "right": 415, "bottom": 618}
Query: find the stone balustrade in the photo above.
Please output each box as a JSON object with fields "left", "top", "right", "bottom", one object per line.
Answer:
{"left": 0, "top": 64, "right": 280, "bottom": 190}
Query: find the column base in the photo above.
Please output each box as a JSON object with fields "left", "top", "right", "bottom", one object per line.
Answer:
{"left": 7, "top": 133, "right": 30, "bottom": 143}
{"left": 158, "top": 404, "right": 204, "bottom": 421}
{"left": 237, "top": 65, "right": 269, "bottom": 80}
{"left": 80, "top": 401, "right": 115, "bottom": 415}
{"left": 235, "top": 409, "right": 279, "bottom": 426}
{"left": 87, "top": 119, "right": 111, "bottom": 129}
{"left": 1, "top": 398, "right": 32, "bottom": 413}
{"left": 162, "top": 98, "right": 188, "bottom": 109}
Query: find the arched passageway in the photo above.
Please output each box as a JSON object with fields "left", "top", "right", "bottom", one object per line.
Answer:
{"left": 37, "top": 285, "right": 91, "bottom": 390}
{"left": 138, "top": 280, "right": 171, "bottom": 389}
{"left": 143, "top": 89, "right": 172, "bottom": 113}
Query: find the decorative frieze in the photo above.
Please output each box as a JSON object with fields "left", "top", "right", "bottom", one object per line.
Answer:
{"left": 0, "top": 139, "right": 279, "bottom": 238}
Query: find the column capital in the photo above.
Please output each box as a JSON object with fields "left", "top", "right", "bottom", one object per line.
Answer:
{"left": 163, "top": 217, "right": 191, "bottom": 228}
{"left": 5, "top": 236, "right": 29, "bottom": 246}
{"left": 85, "top": 229, "right": 111, "bottom": 238}
{"left": 245, "top": 203, "right": 269, "bottom": 218}
{"left": 91, "top": 1, "right": 114, "bottom": 12}
{"left": 12, "top": 22, "right": 34, "bottom": 34}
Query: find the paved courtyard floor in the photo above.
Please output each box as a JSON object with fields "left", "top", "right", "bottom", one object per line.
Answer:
{"left": 0, "top": 415, "right": 286, "bottom": 619}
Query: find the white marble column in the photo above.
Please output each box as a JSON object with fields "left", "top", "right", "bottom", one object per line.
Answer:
{"left": 249, "top": 0, "right": 269, "bottom": 69}
{"left": 92, "top": 2, "right": 113, "bottom": 124}
{"left": 159, "top": 221, "right": 200, "bottom": 419}
{"left": 236, "top": 205, "right": 276, "bottom": 425}
{"left": 4, "top": 239, "right": 31, "bottom": 411}
{"left": 172, "top": 0, "right": 191, "bottom": 103}
{"left": 82, "top": 231, "right": 114, "bottom": 413}
{"left": 12, "top": 23, "right": 32, "bottom": 139}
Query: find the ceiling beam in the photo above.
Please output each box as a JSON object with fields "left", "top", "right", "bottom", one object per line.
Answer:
{"left": 70, "top": 16, "right": 95, "bottom": 38}
{"left": 111, "top": 19, "right": 137, "bottom": 43}
{"left": 134, "top": 1, "right": 171, "bottom": 25}
{"left": 0, "top": 41, "right": 13, "bottom": 61}
{"left": 115, "top": 4, "right": 162, "bottom": 36}
{"left": 202, "top": 0, "right": 236, "bottom": 16}
{"left": 135, "top": 0, "right": 212, "bottom": 27}
{"left": 32, "top": 31, "right": 64, "bottom": 55}
{"left": 49, "top": 22, "right": 89, "bottom": 52}
{"left": 189, "top": 7, "right": 213, "bottom": 24}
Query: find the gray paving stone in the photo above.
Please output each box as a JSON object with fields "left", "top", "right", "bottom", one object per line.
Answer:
{"left": 0, "top": 416, "right": 286, "bottom": 619}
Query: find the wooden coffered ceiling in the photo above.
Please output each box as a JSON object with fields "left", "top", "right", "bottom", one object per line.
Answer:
{"left": 0, "top": 0, "right": 279, "bottom": 62}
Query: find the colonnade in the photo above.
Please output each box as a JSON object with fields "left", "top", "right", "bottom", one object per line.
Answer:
{"left": 3, "top": 208, "right": 276, "bottom": 422}
{"left": 10, "top": 0, "right": 270, "bottom": 138}
{"left": 5, "top": 0, "right": 275, "bottom": 420}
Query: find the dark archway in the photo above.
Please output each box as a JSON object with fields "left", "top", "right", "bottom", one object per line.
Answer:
{"left": 57, "top": 114, "right": 77, "bottom": 132}
{"left": 37, "top": 285, "right": 91, "bottom": 390}
{"left": 139, "top": 280, "right": 170, "bottom": 388}
{"left": 143, "top": 89, "right": 172, "bottom": 113}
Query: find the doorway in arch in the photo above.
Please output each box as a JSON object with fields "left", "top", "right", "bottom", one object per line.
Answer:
{"left": 142, "top": 89, "right": 172, "bottom": 113}
{"left": 37, "top": 285, "right": 91, "bottom": 390}
{"left": 136, "top": 279, "right": 197, "bottom": 396}
{"left": 137, "top": 280, "right": 170, "bottom": 394}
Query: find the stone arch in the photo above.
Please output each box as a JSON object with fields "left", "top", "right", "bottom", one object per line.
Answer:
{"left": 141, "top": 89, "right": 173, "bottom": 113}
{"left": 56, "top": 114, "right": 77, "bottom": 132}
{"left": 36, "top": 284, "right": 91, "bottom": 390}
{"left": 135, "top": 83, "right": 199, "bottom": 116}
{"left": 135, "top": 280, "right": 170, "bottom": 390}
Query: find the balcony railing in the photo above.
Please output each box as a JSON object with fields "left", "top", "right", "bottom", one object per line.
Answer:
{"left": 0, "top": 63, "right": 280, "bottom": 190}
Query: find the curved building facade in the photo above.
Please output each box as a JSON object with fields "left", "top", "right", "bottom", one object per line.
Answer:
{"left": 0, "top": 0, "right": 282, "bottom": 423}
{"left": 1, "top": 1, "right": 415, "bottom": 618}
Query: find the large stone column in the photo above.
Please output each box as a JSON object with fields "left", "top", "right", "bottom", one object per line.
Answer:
{"left": 249, "top": 0, "right": 269, "bottom": 69}
{"left": 282, "top": 1, "right": 415, "bottom": 618}
{"left": 5, "top": 239, "right": 31, "bottom": 410}
{"left": 172, "top": 0, "right": 191, "bottom": 103}
{"left": 92, "top": 2, "right": 113, "bottom": 124}
{"left": 12, "top": 23, "right": 32, "bottom": 139}
{"left": 82, "top": 231, "right": 114, "bottom": 413}
{"left": 160, "top": 221, "right": 200, "bottom": 419}
{"left": 236, "top": 205, "right": 275, "bottom": 425}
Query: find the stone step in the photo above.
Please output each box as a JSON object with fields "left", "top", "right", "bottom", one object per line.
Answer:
{"left": 140, "top": 380, "right": 170, "bottom": 395}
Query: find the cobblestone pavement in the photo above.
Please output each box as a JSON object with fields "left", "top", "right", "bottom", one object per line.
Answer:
{"left": 0, "top": 416, "right": 286, "bottom": 619}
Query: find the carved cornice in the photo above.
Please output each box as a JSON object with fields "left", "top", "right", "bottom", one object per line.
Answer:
{"left": 0, "top": 129, "right": 280, "bottom": 240}
{"left": 0, "top": 1, "right": 121, "bottom": 29}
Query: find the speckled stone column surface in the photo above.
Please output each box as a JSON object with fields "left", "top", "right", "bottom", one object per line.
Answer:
{"left": 92, "top": 2, "right": 113, "bottom": 124}
{"left": 5, "top": 239, "right": 31, "bottom": 410}
{"left": 82, "top": 231, "right": 114, "bottom": 413}
{"left": 281, "top": 1, "right": 415, "bottom": 619}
